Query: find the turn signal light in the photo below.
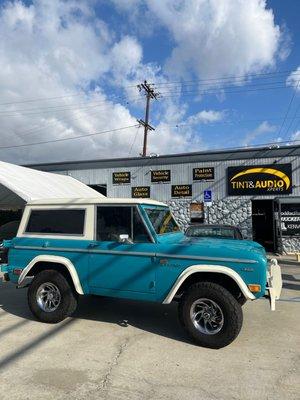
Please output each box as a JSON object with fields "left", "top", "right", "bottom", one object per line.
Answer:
{"left": 248, "top": 284, "right": 261, "bottom": 293}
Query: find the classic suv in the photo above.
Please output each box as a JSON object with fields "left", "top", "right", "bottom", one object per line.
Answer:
{"left": 0, "top": 198, "right": 282, "bottom": 349}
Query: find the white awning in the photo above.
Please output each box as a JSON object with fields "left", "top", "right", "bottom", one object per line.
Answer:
{"left": 0, "top": 161, "right": 103, "bottom": 208}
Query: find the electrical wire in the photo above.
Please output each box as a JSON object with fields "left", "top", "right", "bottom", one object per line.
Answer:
{"left": 0, "top": 124, "right": 140, "bottom": 150}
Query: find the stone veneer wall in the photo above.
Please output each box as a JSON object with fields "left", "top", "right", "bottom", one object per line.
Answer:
{"left": 168, "top": 198, "right": 300, "bottom": 253}
{"left": 168, "top": 198, "right": 253, "bottom": 239}
{"left": 281, "top": 237, "right": 300, "bottom": 254}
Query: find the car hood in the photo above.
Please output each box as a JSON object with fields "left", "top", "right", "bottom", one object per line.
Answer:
{"left": 157, "top": 232, "right": 266, "bottom": 260}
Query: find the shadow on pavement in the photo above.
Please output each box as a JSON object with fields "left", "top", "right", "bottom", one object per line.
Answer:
{"left": 0, "top": 282, "right": 191, "bottom": 346}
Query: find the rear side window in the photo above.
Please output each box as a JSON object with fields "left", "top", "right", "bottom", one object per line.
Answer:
{"left": 25, "top": 209, "right": 85, "bottom": 235}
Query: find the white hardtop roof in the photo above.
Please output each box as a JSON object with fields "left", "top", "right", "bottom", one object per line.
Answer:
{"left": 27, "top": 197, "right": 168, "bottom": 207}
{"left": 0, "top": 161, "right": 103, "bottom": 205}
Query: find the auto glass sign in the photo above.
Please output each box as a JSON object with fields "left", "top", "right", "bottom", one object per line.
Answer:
{"left": 132, "top": 186, "right": 150, "bottom": 198}
{"left": 227, "top": 164, "right": 292, "bottom": 195}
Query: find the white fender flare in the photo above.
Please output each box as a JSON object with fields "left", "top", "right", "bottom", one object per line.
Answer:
{"left": 18, "top": 255, "right": 84, "bottom": 295}
{"left": 163, "top": 265, "right": 256, "bottom": 304}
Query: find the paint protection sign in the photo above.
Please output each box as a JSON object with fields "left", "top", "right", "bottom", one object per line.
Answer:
{"left": 227, "top": 164, "right": 292, "bottom": 195}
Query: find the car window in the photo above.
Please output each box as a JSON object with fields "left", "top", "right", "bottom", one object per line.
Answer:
{"left": 186, "top": 226, "right": 236, "bottom": 239}
{"left": 25, "top": 209, "right": 85, "bottom": 235}
{"left": 144, "top": 207, "right": 179, "bottom": 234}
{"left": 97, "top": 206, "right": 151, "bottom": 242}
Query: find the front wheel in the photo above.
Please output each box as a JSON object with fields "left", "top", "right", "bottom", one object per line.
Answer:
{"left": 178, "top": 282, "right": 243, "bottom": 349}
{"left": 28, "top": 270, "right": 78, "bottom": 323}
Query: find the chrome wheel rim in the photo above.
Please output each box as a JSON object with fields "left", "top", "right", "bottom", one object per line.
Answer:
{"left": 190, "top": 298, "right": 224, "bottom": 335}
{"left": 36, "top": 282, "right": 61, "bottom": 312}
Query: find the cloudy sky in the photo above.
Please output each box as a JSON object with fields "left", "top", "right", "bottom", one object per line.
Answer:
{"left": 0, "top": 0, "right": 299, "bottom": 164}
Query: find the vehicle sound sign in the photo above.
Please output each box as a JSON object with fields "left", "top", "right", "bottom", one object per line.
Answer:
{"left": 112, "top": 171, "right": 131, "bottom": 184}
{"left": 227, "top": 164, "right": 292, "bottom": 195}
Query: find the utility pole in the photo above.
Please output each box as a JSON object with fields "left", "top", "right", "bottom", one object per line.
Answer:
{"left": 137, "top": 81, "right": 159, "bottom": 157}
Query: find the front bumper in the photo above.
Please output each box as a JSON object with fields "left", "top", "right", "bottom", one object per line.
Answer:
{"left": 266, "top": 258, "right": 282, "bottom": 311}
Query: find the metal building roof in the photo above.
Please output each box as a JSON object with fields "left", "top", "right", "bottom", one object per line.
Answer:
{"left": 26, "top": 144, "right": 300, "bottom": 172}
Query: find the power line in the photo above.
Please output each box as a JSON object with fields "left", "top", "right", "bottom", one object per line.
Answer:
{"left": 0, "top": 124, "right": 139, "bottom": 150}
{"left": 276, "top": 80, "right": 300, "bottom": 139}
{"left": 128, "top": 126, "right": 141, "bottom": 156}
{"left": 151, "top": 69, "right": 300, "bottom": 87}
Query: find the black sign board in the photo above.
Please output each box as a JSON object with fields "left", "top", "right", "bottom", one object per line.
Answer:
{"left": 151, "top": 169, "right": 171, "bottom": 183}
{"left": 193, "top": 167, "right": 214, "bottom": 181}
{"left": 281, "top": 203, "right": 300, "bottom": 236}
{"left": 171, "top": 184, "right": 192, "bottom": 198}
{"left": 227, "top": 164, "right": 292, "bottom": 196}
{"left": 112, "top": 171, "right": 130, "bottom": 184}
{"left": 132, "top": 186, "right": 150, "bottom": 198}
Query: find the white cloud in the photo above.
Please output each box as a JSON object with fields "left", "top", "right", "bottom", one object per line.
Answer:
{"left": 112, "top": 0, "right": 287, "bottom": 83}
{"left": 186, "top": 110, "right": 224, "bottom": 125}
{"left": 242, "top": 121, "right": 276, "bottom": 146}
{"left": 287, "top": 67, "right": 300, "bottom": 91}
{"left": 291, "top": 130, "right": 300, "bottom": 142}
{"left": 0, "top": 0, "right": 168, "bottom": 164}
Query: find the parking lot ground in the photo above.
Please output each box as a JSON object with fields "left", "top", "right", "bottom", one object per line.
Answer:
{"left": 0, "top": 263, "right": 299, "bottom": 400}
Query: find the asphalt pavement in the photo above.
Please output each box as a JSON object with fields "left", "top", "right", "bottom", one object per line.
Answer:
{"left": 0, "top": 262, "right": 299, "bottom": 400}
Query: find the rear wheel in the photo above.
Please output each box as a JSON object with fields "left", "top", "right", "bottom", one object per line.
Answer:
{"left": 178, "top": 282, "right": 243, "bottom": 348}
{"left": 28, "top": 270, "right": 78, "bottom": 323}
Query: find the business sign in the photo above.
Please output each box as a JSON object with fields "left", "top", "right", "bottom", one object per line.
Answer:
{"left": 204, "top": 189, "right": 212, "bottom": 202}
{"left": 190, "top": 202, "right": 204, "bottom": 221}
{"left": 132, "top": 186, "right": 150, "bottom": 198}
{"left": 227, "top": 164, "right": 292, "bottom": 196}
{"left": 171, "top": 184, "right": 192, "bottom": 198}
{"left": 193, "top": 167, "right": 214, "bottom": 181}
{"left": 151, "top": 169, "right": 171, "bottom": 183}
{"left": 112, "top": 171, "right": 130, "bottom": 184}
{"left": 281, "top": 203, "right": 300, "bottom": 236}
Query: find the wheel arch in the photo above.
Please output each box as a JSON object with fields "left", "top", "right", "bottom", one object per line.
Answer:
{"left": 163, "top": 265, "right": 255, "bottom": 304}
{"left": 18, "top": 255, "right": 83, "bottom": 295}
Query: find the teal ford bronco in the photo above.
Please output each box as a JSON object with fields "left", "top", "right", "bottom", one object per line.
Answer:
{"left": 0, "top": 197, "right": 282, "bottom": 348}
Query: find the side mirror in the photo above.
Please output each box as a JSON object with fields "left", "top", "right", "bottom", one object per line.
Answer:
{"left": 118, "top": 234, "right": 133, "bottom": 244}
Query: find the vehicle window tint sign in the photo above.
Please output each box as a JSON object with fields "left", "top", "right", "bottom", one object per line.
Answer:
{"left": 132, "top": 186, "right": 150, "bottom": 198}
{"left": 227, "top": 164, "right": 292, "bottom": 195}
{"left": 151, "top": 169, "right": 171, "bottom": 183}
{"left": 281, "top": 203, "right": 300, "bottom": 236}
{"left": 112, "top": 171, "right": 131, "bottom": 184}
{"left": 171, "top": 184, "right": 192, "bottom": 198}
{"left": 193, "top": 167, "right": 214, "bottom": 181}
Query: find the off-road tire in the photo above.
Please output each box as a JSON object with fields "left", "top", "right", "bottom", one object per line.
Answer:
{"left": 28, "top": 269, "right": 78, "bottom": 323}
{"left": 178, "top": 282, "right": 243, "bottom": 349}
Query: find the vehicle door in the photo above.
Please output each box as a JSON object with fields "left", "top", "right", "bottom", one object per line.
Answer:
{"left": 88, "top": 205, "right": 157, "bottom": 298}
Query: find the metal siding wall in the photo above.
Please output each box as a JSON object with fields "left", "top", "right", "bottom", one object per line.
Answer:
{"left": 60, "top": 155, "right": 300, "bottom": 201}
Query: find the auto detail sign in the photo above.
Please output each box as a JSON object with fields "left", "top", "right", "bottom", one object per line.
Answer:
{"left": 151, "top": 169, "right": 171, "bottom": 183}
{"left": 112, "top": 171, "right": 131, "bottom": 184}
{"left": 132, "top": 186, "right": 150, "bottom": 198}
{"left": 171, "top": 184, "right": 192, "bottom": 198}
{"left": 227, "top": 164, "right": 292, "bottom": 195}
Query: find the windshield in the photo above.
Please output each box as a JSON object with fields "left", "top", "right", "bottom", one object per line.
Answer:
{"left": 145, "top": 207, "right": 180, "bottom": 234}
{"left": 185, "top": 226, "right": 239, "bottom": 239}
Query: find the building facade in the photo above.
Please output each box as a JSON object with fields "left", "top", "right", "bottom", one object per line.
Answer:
{"left": 29, "top": 145, "right": 300, "bottom": 254}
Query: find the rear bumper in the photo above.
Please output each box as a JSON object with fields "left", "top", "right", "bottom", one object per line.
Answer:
{"left": 265, "top": 258, "right": 282, "bottom": 311}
